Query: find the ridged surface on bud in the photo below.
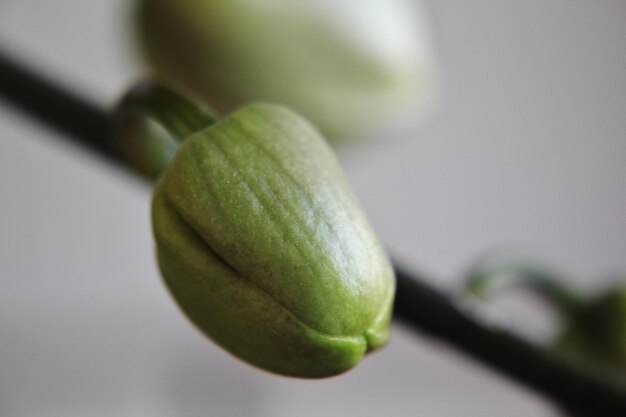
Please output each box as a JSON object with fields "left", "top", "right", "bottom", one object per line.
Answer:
{"left": 152, "top": 103, "right": 395, "bottom": 377}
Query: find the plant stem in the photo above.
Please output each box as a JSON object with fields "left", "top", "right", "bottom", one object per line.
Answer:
{"left": 1, "top": 50, "right": 624, "bottom": 415}
{"left": 111, "top": 81, "right": 216, "bottom": 178}
{"left": 0, "top": 50, "right": 116, "bottom": 165}
{"left": 114, "top": 81, "right": 216, "bottom": 141}
{"left": 394, "top": 265, "right": 626, "bottom": 415}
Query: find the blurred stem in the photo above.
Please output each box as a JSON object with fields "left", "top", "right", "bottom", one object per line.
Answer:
{"left": 0, "top": 50, "right": 116, "bottom": 164}
{"left": 0, "top": 50, "right": 625, "bottom": 415}
{"left": 113, "top": 81, "right": 216, "bottom": 141}
{"left": 394, "top": 265, "right": 626, "bottom": 413}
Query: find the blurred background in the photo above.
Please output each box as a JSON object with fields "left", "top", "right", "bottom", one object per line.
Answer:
{"left": 1, "top": 1, "right": 625, "bottom": 416}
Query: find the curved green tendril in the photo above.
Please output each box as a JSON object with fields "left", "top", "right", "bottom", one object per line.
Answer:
{"left": 111, "top": 81, "right": 217, "bottom": 178}
{"left": 466, "top": 263, "right": 585, "bottom": 317}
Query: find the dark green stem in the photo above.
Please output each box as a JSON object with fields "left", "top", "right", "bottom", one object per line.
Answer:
{"left": 114, "top": 81, "right": 216, "bottom": 141}
{"left": 0, "top": 49, "right": 115, "bottom": 162}
{"left": 394, "top": 264, "right": 626, "bottom": 415}
{"left": 1, "top": 49, "right": 625, "bottom": 415}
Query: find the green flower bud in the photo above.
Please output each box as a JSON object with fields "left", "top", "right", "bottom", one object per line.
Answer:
{"left": 151, "top": 102, "right": 395, "bottom": 377}
{"left": 557, "top": 286, "right": 626, "bottom": 373}
{"left": 136, "top": 0, "right": 438, "bottom": 140}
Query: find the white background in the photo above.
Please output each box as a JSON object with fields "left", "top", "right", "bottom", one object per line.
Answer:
{"left": 1, "top": 1, "right": 625, "bottom": 416}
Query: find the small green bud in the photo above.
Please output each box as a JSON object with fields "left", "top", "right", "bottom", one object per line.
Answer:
{"left": 136, "top": 0, "right": 438, "bottom": 140}
{"left": 152, "top": 103, "right": 395, "bottom": 377}
{"left": 557, "top": 286, "right": 626, "bottom": 373}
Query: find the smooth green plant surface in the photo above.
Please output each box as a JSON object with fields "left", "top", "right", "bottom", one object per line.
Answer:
{"left": 152, "top": 102, "right": 395, "bottom": 377}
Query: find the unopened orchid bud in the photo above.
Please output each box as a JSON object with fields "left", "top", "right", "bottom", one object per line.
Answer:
{"left": 132, "top": 88, "right": 395, "bottom": 377}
